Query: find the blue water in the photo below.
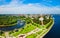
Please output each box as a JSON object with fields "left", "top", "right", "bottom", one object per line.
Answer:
{"left": 44, "top": 14, "right": 60, "bottom": 38}
{"left": 0, "top": 20, "right": 25, "bottom": 31}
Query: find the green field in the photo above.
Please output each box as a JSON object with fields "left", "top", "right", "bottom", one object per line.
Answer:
{"left": 0, "top": 15, "right": 18, "bottom": 27}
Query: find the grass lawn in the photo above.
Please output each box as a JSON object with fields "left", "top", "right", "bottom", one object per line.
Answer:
{"left": 26, "top": 30, "right": 43, "bottom": 38}
{"left": 11, "top": 23, "right": 37, "bottom": 36}
{"left": 26, "top": 34, "right": 37, "bottom": 38}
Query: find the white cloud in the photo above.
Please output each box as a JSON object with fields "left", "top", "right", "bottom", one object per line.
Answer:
{"left": 0, "top": 0, "right": 60, "bottom": 14}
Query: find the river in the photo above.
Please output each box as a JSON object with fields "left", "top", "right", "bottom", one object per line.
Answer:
{"left": 44, "top": 14, "right": 60, "bottom": 38}
{"left": 0, "top": 20, "right": 25, "bottom": 31}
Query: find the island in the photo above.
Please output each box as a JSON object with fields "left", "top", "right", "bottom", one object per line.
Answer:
{"left": 0, "top": 14, "right": 54, "bottom": 38}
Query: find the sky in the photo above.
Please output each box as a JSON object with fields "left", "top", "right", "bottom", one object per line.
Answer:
{"left": 0, "top": 0, "right": 60, "bottom": 14}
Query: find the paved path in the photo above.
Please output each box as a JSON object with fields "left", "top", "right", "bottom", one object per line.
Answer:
{"left": 4, "top": 32, "right": 9, "bottom": 38}
{"left": 0, "top": 36, "right": 4, "bottom": 38}
{"left": 18, "top": 28, "right": 41, "bottom": 38}
{"left": 36, "top": 29, "right": 47, "bottom": 38}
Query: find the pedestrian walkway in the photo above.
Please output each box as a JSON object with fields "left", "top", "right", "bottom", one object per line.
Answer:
{"left": 18, "top": 28, "right": 41, "bottom": 38}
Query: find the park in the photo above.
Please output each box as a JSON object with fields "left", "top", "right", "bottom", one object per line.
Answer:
{"left": 0, "top": 14, "right": 54, "bottom": 38}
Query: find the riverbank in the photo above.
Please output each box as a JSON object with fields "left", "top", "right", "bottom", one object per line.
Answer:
{"left": 38, "top": 19, "right": 54, "bottom": 38}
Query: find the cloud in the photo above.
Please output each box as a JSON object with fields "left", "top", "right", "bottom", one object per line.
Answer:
{"left": 0, "top": 0, "right": 60, "bottom": 14}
